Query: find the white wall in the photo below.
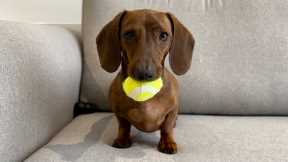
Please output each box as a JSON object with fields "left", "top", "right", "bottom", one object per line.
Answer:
{"left": 0, "top": 0, "right": 82, "bottom": 24}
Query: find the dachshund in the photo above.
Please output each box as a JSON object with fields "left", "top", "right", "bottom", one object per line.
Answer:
{"left": 96, "top": 9, "right": 194, "bottom": 154}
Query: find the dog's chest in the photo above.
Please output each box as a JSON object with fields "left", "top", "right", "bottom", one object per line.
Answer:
{"left": 126, "top": 103, "right": 166, "bottom": 132}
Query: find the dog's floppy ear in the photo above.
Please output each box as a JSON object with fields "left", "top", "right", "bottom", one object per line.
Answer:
{"left": 167, "top": 13, "right": 195, "bottom": 75}
{"left": 96, "top": 11, "right": 126, "bottom": 73}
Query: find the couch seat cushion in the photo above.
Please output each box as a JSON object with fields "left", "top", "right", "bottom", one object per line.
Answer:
{"left": 25, "top": 113, "right": 288, "bottom": 162}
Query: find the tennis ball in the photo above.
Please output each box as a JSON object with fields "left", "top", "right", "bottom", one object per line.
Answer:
{"left": 122, "top": 76, "right": 163, "bottom": 102}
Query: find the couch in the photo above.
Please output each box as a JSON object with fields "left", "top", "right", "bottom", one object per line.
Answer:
{"left": 1, "top": 0, "right": 288, "bottom": 161}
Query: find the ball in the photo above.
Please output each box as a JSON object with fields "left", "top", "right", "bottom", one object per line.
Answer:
{"left": 122, "top": 76, "right": 163, "bottom": 102}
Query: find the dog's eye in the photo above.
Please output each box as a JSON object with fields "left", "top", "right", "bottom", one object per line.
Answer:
{"left": 159, "top": 32, "right": 168, "bottom": 41}
{"left": 123, "top": 31, "right": 136, "bottom": 41}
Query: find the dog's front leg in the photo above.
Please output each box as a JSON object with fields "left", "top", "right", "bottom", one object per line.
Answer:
{"left": 158, "top": 109, "right": 178, "bottom": 154}
{"left": 112, "top": 115, "right": 132, "bottom": 148}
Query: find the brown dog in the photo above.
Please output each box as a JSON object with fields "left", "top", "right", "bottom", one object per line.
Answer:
{"left": 96, "top": 9, "right": 194, "bottom": 154}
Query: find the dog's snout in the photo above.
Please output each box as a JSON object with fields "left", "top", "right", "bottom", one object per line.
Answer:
{"left": 133, "top": 63, "right": 157, "bottom": 81}
{"left": 135, "top": 70, "right": 154, "bottom": 81}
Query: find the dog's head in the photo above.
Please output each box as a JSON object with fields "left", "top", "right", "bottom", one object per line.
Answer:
{"left": 96, "top": 9, "right": 194, "bottom": 81}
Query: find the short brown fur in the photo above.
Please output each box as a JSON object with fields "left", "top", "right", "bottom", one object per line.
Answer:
{"left": 96, "top": 9, "right": 194, "bottom": 154}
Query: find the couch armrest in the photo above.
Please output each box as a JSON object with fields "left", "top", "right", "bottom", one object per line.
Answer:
{"left": 0, "top": 21, "right": 82, "bottom": 162}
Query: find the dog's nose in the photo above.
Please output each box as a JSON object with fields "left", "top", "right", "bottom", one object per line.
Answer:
{"left": 133, "top": 64, "right": 157, "bottom": 81}
{"left": 135, "top": 71, "right": 154, "bottom": 81}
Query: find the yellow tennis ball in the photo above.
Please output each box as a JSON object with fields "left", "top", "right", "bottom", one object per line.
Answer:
{"left": 122, "top": 76, "right": 163, "bottom": 102}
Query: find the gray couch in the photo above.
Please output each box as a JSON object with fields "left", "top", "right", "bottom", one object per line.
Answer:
{"left": 1, "top": 0, "right": 288, "bottom": 161}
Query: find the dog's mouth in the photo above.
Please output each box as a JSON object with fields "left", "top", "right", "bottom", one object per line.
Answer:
{"left": 130, "top": 70, "right": 164, "bottom": 82}
{"left": 128, "top": 65, "right": 164, "bottom": 82}
{"left": 129, "top": 68, "right": 159, "bottom": 81}
{"left": 126, "top": 58, "right": 164, "bottom": 81}
{"left": 133, "top": 74, "right": 157, "bottom": 81}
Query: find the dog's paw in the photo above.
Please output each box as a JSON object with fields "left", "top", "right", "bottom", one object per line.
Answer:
{"left": 158, "top": 139, "right": 177, "bottom": 154}
{"left": 112, "top": 138, "right": 132, "bottom": 148}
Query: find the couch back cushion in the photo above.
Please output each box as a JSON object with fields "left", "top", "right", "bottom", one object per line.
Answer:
{"left": 81, "top": 0, "right": 288, "bottom": 115}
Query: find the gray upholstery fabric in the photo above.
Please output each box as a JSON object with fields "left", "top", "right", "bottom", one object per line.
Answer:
{"left": 0, "top": 21, "right": 82, "bottom": 162}
{"left": 26, "top": 113, "right": 288, "bottom": 162}
{"left": 81, "top": 0, "right": 288, "bottom": 114}
{"left": 56, "top": 24, "right": 82, "bottom": 40}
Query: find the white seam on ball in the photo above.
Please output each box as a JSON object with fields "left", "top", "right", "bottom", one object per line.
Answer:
{"left": 129, "top": 85, "right": 159, "bottom": 99}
